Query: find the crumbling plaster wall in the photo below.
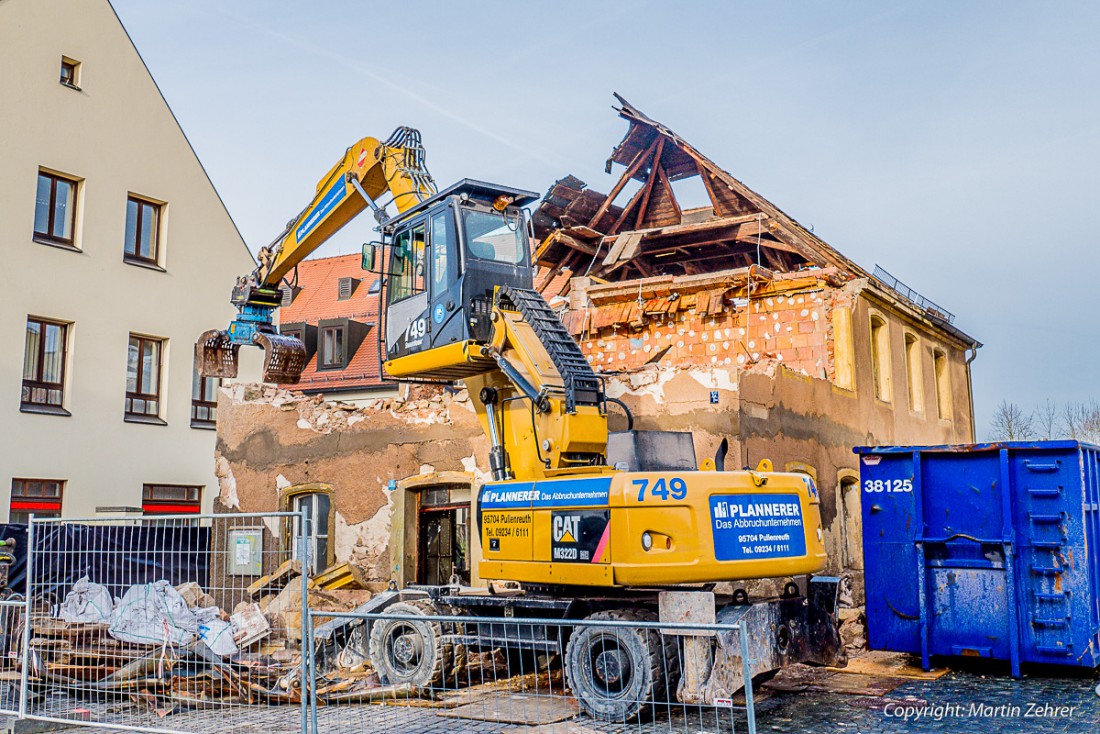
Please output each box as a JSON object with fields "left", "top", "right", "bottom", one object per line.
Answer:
{"left": 214, "top": 383, "right": 492, "bottom": 580}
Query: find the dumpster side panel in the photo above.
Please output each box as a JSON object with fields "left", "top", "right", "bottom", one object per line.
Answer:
{"left": 859, "top": 452, "right": 920, "bottom": 654}
{"left": 857, "top": 441, "right": 1100, "bottom": 671}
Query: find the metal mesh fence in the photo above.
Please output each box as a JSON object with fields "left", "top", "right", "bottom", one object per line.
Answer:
{"left": 0, "top": 600, "right": 24, "bottom": 716}
{"left": 20, "top": 513, "right": 308, "bottom": 734}
{"left": 305, "top": 607, "right": 757, "bottom": 734}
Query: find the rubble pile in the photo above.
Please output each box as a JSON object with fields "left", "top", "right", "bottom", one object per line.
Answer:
{"left": 27, "top": 561, "right": 380, "bottom": 713}
{"left": 223, "top": 382, "right": 472, "bottom": 435}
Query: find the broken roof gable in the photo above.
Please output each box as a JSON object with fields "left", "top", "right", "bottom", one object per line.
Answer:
{"left": 534, "top": 94, "right": 870, "bottom": 283}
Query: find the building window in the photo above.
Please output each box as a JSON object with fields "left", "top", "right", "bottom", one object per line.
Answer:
{"left": 34, "top": 170, "right": 78, "bottom": 246}
{"left": 292, "top": 491, "right": 331, "bottom": 575}
{"left": 142, "top": 484, "right": 201, "bottom": 521}
{"left": 869, "top": 314, "right": 891, "bottom": 403}
{"left": 60, "top": 57, "right": 81, "bottom": 88}
{"left": 191, "top": 358, "right": 219, "bottom": 429}
{"left": 832, "top": 306, "right": 855, "bottom": 391}
{"left": 126, "top": 334, "right": 164, "bottom": 421}
{"left": 933, "top": 348, "right": 952, "bottom": 420}
{"left": 904, "top": 332, "right": 924, "bottom": 412}
{"left": 124, "top": 196, "right": 162, "bottom": 265}
{"left": 10, "top": 479, "right": 64, "bottom": 523}
{"left": 22, "top": 317, "right": 69, "bottom": 414}
{"left": 320, "top": 325, "right": 345, "bottom": 369}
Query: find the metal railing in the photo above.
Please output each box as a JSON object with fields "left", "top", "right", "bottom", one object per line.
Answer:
{"left": 15, "top": 512, "right": 308, "bottom": 734}
{"left": 872, "top": 265, "right": 955, "bottom": 324}
{"left": 303, "top": 607, "right": 757, "bottom": 734}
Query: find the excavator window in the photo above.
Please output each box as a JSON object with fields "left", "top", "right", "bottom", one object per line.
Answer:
{"left": 388, "top": 220, "right": 427, "bottom": 303}
{"left": 429, "top": 209, "right": 451, "bottom": 298}
{"left": 462, "top": 209, "right": 526, "bottom": 265}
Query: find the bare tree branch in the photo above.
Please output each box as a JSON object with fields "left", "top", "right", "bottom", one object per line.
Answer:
{"left": 990, "top": 400, "right": 1036, "bottom": 441}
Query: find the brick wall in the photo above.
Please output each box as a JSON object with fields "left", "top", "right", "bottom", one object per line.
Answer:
{"left": 561, "top": 272, "right": 838, "bottom": 379}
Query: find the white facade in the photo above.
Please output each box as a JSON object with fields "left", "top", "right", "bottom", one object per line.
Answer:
{"left": 0, "top": 0, "right": 255, "bottom": 518}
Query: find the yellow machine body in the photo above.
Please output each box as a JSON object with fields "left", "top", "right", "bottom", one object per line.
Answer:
{"left": 477, "top": 468, "right": 826, "bottom": 588}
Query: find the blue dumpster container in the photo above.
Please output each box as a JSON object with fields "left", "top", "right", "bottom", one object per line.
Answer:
{"left": 854, "top": 441, "right": 1100, "bottom": 675}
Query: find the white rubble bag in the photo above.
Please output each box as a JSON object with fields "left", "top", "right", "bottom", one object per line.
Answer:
{"left": 58, "top": 576, "right": 115, "bottom": 623}
{"left": 108, "top": 580, "right": 239, "bottom": 656}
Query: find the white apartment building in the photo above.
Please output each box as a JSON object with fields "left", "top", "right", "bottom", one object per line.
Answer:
{"left": 0, "top": 0, "right": 255, "bottom": 519}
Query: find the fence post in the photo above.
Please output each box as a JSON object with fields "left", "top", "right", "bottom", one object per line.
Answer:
{"left": 17, "top": 516, "right": 34, "bottom": 720}
{"left": 298, "top": 511, "right": 310, "bottom": 734}
{"left": 307, "top": 608, "right": 319, "bottom": 734}
{"left": 739, "top": 622, "right": 756, "bottom": 734}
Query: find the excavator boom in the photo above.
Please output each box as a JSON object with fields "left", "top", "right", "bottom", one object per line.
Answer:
{"left": 197, "top": 127, "right": 436, "bottom": 383}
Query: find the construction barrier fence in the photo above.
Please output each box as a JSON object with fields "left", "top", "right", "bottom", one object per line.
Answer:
{"left": 303, "top": 607, "right": 758, "bottom": 734}
{"left": 17, "top": 512, "right": 309, "bottom": 734}
{"left": 0, "top": 514, "right": 760, "bottom": 734}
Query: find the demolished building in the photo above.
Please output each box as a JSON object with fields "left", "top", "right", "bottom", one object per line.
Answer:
{"left": 214, "top": 96, "right": 980, "bottom": 600}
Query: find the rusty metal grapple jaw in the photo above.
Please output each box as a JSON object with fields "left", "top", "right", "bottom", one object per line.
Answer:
{"left": 196, "top": 329, "right": 307, "bottom": 384}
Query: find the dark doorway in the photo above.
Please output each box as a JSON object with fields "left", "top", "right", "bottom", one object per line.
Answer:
{"left": 417, "top": 485, "right": 469, "bottom": 585}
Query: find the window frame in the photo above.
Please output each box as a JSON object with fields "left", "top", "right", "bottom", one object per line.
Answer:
{"left": 125, "top": 334, "right": 166, "bottom": 422}
{"left": 59, "top": 56, "right": 81, "bottom": 89}
{"left": 34, "top": 170, "right": 79, "bottom": 248}
{"left": 903, "top": 331, "right": 924, "bottom": 413}
{"left": 21, "top": 317, "right": 70, "bottom": 415}
{"left": 10, "top": 478, "right": 64, "bottom": 523}
{"left": 933, "top": 348, "right": 952, "bottom": 420}
{"left": 318, "top": 324, "right": 346, "bottom": 370}
{"left": 278, "top": 483, "right": 336, "bottom": 574}
{"left": 190, "top": 357, "right": 219, "bottom": 430}
{"left": 868, "top": 312, "right": 892, "bottom": 404}
{"left": 124, "top": 195, "right": 163, "bottom": 267}
{"left": 386, "top": 218, "right": 428, "bottom": 305}
{"left": 142, "top": 484, "right": 202, "bottom": 522}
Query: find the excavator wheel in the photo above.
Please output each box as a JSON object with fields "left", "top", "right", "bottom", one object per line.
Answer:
{"left": 564, "top": 608, "right": 678, "bottom": 722}
{"left": 369, "top": 599, "right": 455, "bottom": 689}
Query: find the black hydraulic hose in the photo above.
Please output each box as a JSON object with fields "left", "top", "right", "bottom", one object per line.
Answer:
{"left": 605, "top": 396, "right": 634, "bottom": 431}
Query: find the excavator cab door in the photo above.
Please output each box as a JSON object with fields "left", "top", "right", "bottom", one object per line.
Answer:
{"left": 385, "top": 217, "right": 431, "bottom": 357}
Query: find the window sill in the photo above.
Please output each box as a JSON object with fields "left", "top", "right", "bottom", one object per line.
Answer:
{"left": 33, "top": 236, "right": 80, "bottom": 252}
{"left": 190, "top": 420, "right": 216, "bottom": 431}
{"left": 124, "top": 257, "right": 166, "bottom": 272}
{"left": 60, "top": 81, "right": 82, "bottom": 91}
{"left": 124, "top": 414, "right": 167, "bottom": 426}
{"left": 20, "top": 403, "right": 71, "bottom": 417}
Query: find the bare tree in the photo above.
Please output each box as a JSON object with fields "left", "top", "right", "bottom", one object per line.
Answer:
{"left": 990, "top": 400, "right": 1036, "bottom": 441}
{"left": 1062, "top": 400, "right": 1100, "bottom": 444}
{"left": 1035, "top": 399, "right": 1060, "bottom": 439}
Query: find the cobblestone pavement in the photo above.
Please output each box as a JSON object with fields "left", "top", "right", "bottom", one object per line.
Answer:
{"left": 2, "top": 669, "right": 1097, "bottom": 733}
{"left": 755, "top": 669, "right": 1100, "bottom": 734}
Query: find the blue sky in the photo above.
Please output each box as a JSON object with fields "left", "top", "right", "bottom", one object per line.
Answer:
{"left": 110, "top": 1, "right": 1100, "bottom": 437}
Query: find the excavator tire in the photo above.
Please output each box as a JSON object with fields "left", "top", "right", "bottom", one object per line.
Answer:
{"left": 369, "top": 599, "right": 453, "bottom": 689}
{"left": 564, "top": 608, "right": 678, "bottom": 722}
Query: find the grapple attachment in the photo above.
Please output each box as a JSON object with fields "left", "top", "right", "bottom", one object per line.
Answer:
{"left": 195, "top": 330, "right": 308, "bottom": 384}
{"left": 255, "top": 332, "right": 308, "bottom": 384}
{"left": 196, "top": 330, "right": 241, "bottom": 379}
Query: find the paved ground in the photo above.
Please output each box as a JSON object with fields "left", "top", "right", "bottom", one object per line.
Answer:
{"left": 756, "top": 667, "right": 1100, "bottom": 734}
{"left": 1, "top": 664, "right": 1097, "bottom": 733}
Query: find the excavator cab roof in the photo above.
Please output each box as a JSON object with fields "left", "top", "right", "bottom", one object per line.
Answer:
{"left": 383, "top": 178, "right": 539, "bottom": 229}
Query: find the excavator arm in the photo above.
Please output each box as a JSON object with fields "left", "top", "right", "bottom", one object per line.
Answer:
{"left": 197, "top": 127, "right": 436, "bottom": 383}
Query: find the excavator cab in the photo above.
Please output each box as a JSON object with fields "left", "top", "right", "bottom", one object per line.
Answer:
{"left": 366, "top": 179, "right": 540, "bottom": 375}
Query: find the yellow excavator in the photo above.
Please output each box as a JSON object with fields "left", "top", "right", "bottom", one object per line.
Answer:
{"left": 198, "top": 127, "right": 845, "bottom": 721}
